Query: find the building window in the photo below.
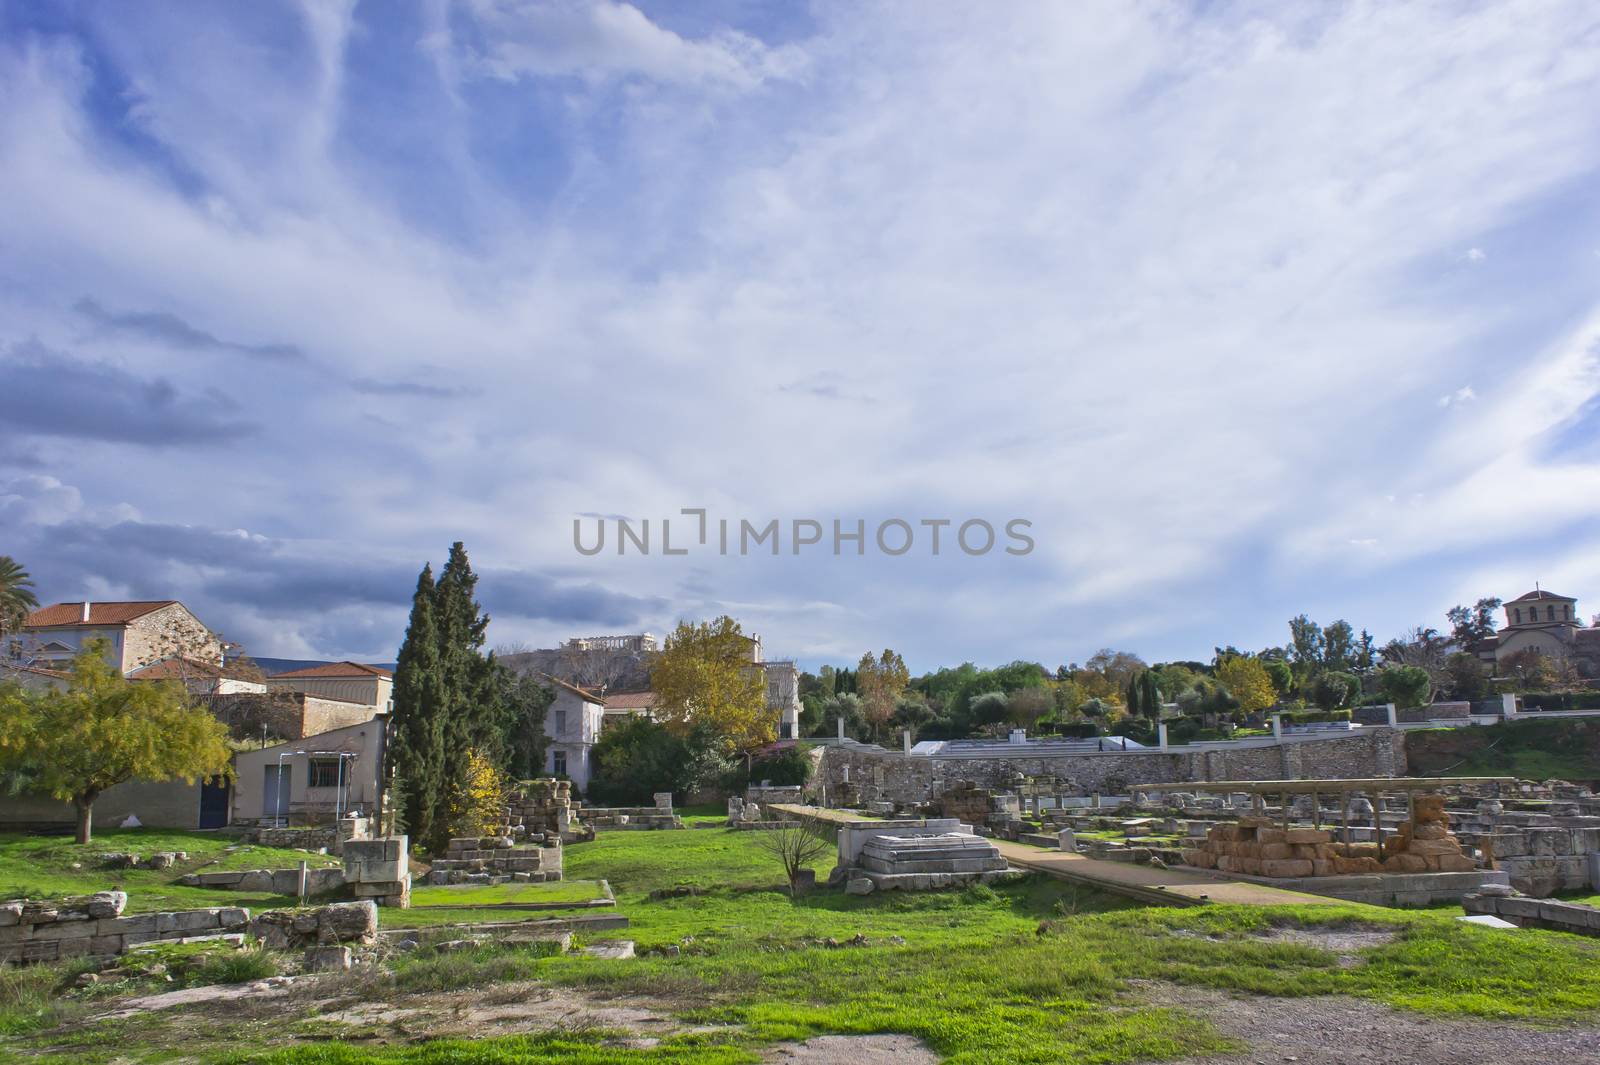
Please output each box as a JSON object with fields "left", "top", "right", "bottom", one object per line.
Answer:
{"left": 554, "top": 709, "right": 568, "bottom": 735}
{"left": 1548, "top": 605, "right": 1556, "bottom": 622}
{"left": 308, "top": 758, "right": 345, "bottom": 789}
{"left": 1513, "top": 608, "right": 1521, "bottom": 624}
{"left": 552, "top": 750, "right": 567, "bottom": 776}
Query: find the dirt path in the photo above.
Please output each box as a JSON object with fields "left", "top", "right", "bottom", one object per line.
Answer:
{"left": 1135, "top": 983, "right": 1600, "bottom": 1064}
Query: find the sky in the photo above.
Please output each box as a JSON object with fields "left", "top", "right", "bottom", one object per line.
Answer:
{"left": 2, "top": 0, "right": 1600, "bottom": 674}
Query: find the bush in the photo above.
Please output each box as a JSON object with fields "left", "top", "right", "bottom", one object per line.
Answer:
{"left": 1521, "top": 691, "right": 1600, "bottom": 711}
{"left": 1049, "top": 720, "right": 1102, "bottom": 739}
{"left": 192, "top": 946, "right": 279, "bottom": 986}
{"left": 586, "top": 718, "right": 687, "bottom": 806}
{"left": 725, "top": 744, "right": 813, "bottom": 792}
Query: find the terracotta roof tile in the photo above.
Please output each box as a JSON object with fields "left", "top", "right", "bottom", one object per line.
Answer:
{"left": 271, "top": 661, "right": 393, "bottom": 679}
{"left": 24, "top": 601, "right": 178, "bottom": 627}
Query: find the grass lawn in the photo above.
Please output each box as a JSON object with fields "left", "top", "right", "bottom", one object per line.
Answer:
{"left": 0, "top": 829, "right": 340, "bottom": 913}
{"left": 407, "top": 880, "right": 610, "bottom": 909}
{"left": 7, "top": 825, "right": 1600, "bottom": 1064}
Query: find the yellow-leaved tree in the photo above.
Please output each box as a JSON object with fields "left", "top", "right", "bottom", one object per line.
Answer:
{"left": 1215, "top": 655, "right": 1276, "bottom": 715}
{"left": 856, "top": 648, "right": 909, "bottom": 743}
{"left": 649, "top": 616, "right": 770, "bottom": 755}
{"left": 0, "top": 640, "right": 233, "bottom": 843}
{"left": 446, "top": 747, "right": 507, "bottom": 839}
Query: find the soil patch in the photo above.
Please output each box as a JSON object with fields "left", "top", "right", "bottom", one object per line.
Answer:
{"left": 1134, "top": 982, "right": 1600, "bottom": 1064}
{"left": 764, "top": 1034, "right": 940, "bottom": 1064}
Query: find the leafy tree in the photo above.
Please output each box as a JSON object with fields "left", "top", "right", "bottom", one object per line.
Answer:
{"left": 1264, "top": 660, "right": 1294, "bottom": 697}
{"left": 1311, "top": 670, "right": 1360, "bottom": 711}
{"left": 1379, "top": 665, "right": 1432, "bottom": 709}
{"left": 1287, "top": 616, "right": 1324, "bottom": 673}
{"left": 390, "top": 565, "right": 447, "bottom": 846}
{"left": 1322, "top": 620, "right": 1355, "bottom": 673}
{"left": 1215, "top": 655, "right": 1275, "bottom": 714}
{"left": 815, "top": 692, "right": 865, "bottom": 737}
{"left": 856, "top": 648, "right": 910, "bottom": 743}
{"left": 587, "top": 717, "right": 686, "bottom": 805}
{"left": 1447, "top": 597, "right": 1503, "bottom": 644}
{"left": 498, "top": 666, "right": 554, "bottom": 780}
{"left": 0, "top": 556, "right": 39, "bottom": 642}
{"left": 1138, "top": 671, "right": 1162, "bottom": 720}
{"left": 445, "top": 748, "right": 506, "bottom": 838}
{"left": 968, "top": 691, "right": 1010, "bottom": 729}
{"left": 1354, "top": 629, "right": 1378, "bottom": 673}
{"left": 1442, "top": 652, "right": 1488, "bottom": 701}
{"left": 650, "top": 616, "right": 770, "bottom": 754}
{"left": 890, "top": 693, "right": 934, "bottom": 732}
{"left": 1006, "top": 687, "right": 1054, "bottom": 730}
{"left": 0, "top": 641, "right": 231, "bottom": 843}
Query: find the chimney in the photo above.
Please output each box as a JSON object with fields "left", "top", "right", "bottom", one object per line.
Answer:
{"left": 81, "top": 601, "right": 91, "bottom": 623}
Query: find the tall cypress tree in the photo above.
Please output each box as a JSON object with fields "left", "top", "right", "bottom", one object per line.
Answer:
{"left": 1140, "top": 672, "right": 1162, "bottom": 720}
{"left": 430, "top": 542, "right": 501, "bottom": 849}
{"left": 389, "top": 565, "right": 446, "bottom": 846}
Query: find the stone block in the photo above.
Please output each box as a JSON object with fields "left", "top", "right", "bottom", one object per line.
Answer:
{"left": 86, "top": 892, "right": 126, "bottom": 919}
{"left": 236, "top": 871, "right": 277, "bottom": 893}
{"left": 1258, "top": 843, "right": 1293, "bottom": 861}
{"left": 89, "top": 934, "right": 124, "bottom": 955}
{"left": 1258, "top": 859, "right": 1314, "bottom": 878}
{"left": 845, "top": 877, "right": 875, "bottom": 895}
{"left": 1284, "top": 829, "right": 1331, "bottom": 845}
{"left": 1497, "top": 896, "right": 1542, "bottom": 920}
{"left": 352, "top": 860, "right": 404, "bottom": 883}
{"left": 30, "top": 920, "right": 96, "bottom": 942}
{"left": 157, "top": 910, "right": 221, "bottom": 934}
{"left": 0, "top": 902, "right": 21, "bottom": 927}
{"left": 101, "top": 913, "right": 156, "bottom": 936}
{"left": 305, "top": 945, "right": 352, "bottom": 972}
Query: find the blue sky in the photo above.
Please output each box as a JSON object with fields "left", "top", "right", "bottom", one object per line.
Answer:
{"left": 2, "top": 1, "right": 1599, "bottom": 672}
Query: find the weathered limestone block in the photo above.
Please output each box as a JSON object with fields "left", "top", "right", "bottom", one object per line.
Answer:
{"left": 251, "top": 901, "right": 377, "bottom": 950}
{"left": 304, "top": 945, "right": 352, "bottom": 972}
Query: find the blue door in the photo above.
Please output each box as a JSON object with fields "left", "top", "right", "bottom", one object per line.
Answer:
{"left": 198, "top": 776, "right": 230, "bottom": 829}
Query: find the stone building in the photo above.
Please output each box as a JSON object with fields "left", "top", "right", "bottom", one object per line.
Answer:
{"left": 12, "top": 600, "right": 221, "bottom": 673}
{"left": 1474, "top": 588, "right": 1600, "bottom": 679}
{"left": 267, "top": 661, "right": 394, "bottom": 710}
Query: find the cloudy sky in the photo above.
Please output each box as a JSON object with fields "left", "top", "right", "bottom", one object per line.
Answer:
{"left": 3, "top": 1, "right": 1599, "bottom": 672}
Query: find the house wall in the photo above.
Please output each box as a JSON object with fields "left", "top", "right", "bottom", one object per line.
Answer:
{"left": 233, "top": 719, "right": 386, "bottom": 823}
{"left": 122, "top": 604, "right": 222, "bottom": 671}
{"left": 0, "top": 780, "right": 205, "bottom": 830}
{"left": 544, "top": 688, "right": 603, "bottom": 791}
{"left": 268, "top": 675, "right": 391, "bottom": 708}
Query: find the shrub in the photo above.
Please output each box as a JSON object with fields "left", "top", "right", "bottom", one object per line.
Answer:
{"left": 192, "top": 946, "right": 279, "bottom": 986}
{"left": 738, "top": 745, "right": 812, "bottom": 789}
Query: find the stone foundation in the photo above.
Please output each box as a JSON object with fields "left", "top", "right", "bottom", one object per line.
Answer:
{"left": 1463, "top": 891, "right": 1600, "bottom": 936}
{"left": 0, "top": 892, "right": 249, "bottom": 964}
{"left": 426, "top": 835, "right": 563, "bottom": 885}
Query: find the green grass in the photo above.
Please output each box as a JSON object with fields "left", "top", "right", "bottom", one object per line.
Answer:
{"left": 407, "top": 880, "right": 609, "bottom": 909}
{"left": 0, "top": 829, "right": 340, "bottom": 912}
{"left": 9, "top": 825, "right": 1600, "bottom": 1065}
{"left": 1405, "top": 718, "right": 1600, "bottom": 781}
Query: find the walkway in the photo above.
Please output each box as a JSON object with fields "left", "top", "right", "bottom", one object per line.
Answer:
{"left": 770, "top": 803, "right": 1339, "bottom": 908}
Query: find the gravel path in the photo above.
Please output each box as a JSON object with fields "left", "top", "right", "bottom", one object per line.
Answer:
{"left": 1136, "top": 983, "right": 1600, "bottom": 1064}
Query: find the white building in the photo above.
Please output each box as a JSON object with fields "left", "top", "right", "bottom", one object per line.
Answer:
{"left": 541, "top": 675, "right": 605, "bottom": 791}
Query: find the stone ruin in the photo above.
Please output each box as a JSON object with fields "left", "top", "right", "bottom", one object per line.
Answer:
{"left": 0, "top": 891, "right": 250, "bottom": 964}
{"left": 248, "top": 899, "right": 378, "bottom": 950}
{"left": 426, "top": 835, "right": 562, "bottom": 885}
{"left": 829, "top": 817, "right": 1013, "bottom": 895}
{"left": 583, "top": 792, "right": 683, "bottom": 831}
{"left": 340, "top": 837, "right": 412, "bottom": 906}
{"left": 1182, "top": 794, "right": 1478, "bottom": 878}
{"left": 499, "top": 779, "right": 594, "bottom": 844}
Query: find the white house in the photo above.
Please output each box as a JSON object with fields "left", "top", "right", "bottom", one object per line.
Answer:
{"left": 233, "top": 716, "right": 388, "bottom": 825}
{"left": 540, "top": 675, "right": 605, "bottom": 792}
{"left": 267, "top": 661, "right": 394, "bottom": 710}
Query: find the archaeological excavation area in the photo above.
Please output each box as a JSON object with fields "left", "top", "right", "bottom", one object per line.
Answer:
{"left": 2, "top": 760, "right": 1599, "bottom": 1065}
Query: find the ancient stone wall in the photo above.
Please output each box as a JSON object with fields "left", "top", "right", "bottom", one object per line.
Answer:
{"left": 817, "top": 731, "right": 1405, "bottom": 806}
{"left": 0, "top": 892, "right": 248, "bottom": 964}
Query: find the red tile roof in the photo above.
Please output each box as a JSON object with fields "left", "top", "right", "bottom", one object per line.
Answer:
{"left": 1509, "top": 589, "right": 1574, "bottom": 603}
{"left": 1, "top": 663, "right": 70, "bottom": 679}
{"left": 24, "top": 601, "right": 178, "bottom": 627}
{"left": 271, "top": 661, "right": 393, "bottom": 679}
{"left": 128, "top": 656, "right": 224, "bottom": 680}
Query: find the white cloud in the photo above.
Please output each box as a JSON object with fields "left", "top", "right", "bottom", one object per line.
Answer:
{"left": 1, "top": 4, "right": 1599, "bottom": 665}
{"left": 1465, "top": 247, "right": 1488, "bottom": 262}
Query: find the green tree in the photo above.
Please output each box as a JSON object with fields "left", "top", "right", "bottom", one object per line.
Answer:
{"left": 856, "top": 648, "right": 910, "bottom": 743}
{"left": 1215, "top": 655, "right": 1275, "bottom": 714}
{"left": 650, "top": 616, "right": 770, "bottom": 754}
{"left": 1311, "top": 670, "right": 1360, "bottom": 711}
{"left": 1379, "top": 664, "right": 1432, "bottom": 709}
{"left": 1264, "top": 660, "right": 1294, "bottom": 697}
{"left": 1322, "top": 620, "right": 1355, "bottom": 673}
{"left": 1447, "top": 597, "right": 1502, "bottom": 644}
{"left": 0, "top": 556, "right": 39, "bottom": 641}
{"left": 0, "top": 641, "right": 231, "bottom": 843}
{"left": 1138, "top": 671, "right": 1162, "bottom": 720}
{"left": 389, "top": 565, "right": 446, "bottom": 846}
